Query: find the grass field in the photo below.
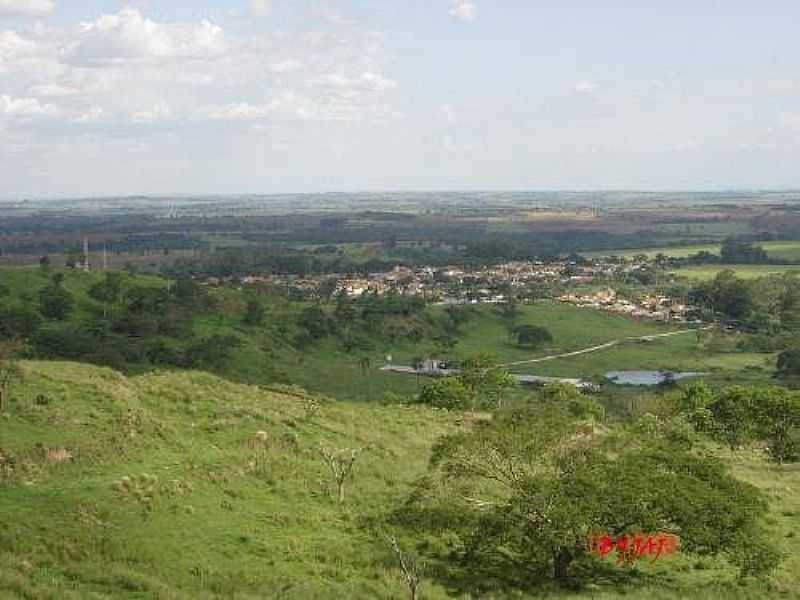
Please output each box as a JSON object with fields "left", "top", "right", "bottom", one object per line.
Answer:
{"left": 371, "top": 304, "right": 776, "bottom": 386}
{"left": 1, "top": 361, "right": 798, "bottom": 598}
{"left": 587, "top": 241, "right": 800, "bottom": 261}
{"left": 0, "top": 267, "right": 779, "bottom": 399}
{"left": 670, "top": 264, "right": 800, "bottom": 281}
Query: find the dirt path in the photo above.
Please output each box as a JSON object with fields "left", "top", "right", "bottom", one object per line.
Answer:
{"left": 499, "top": 327, "right": 710, "bottom": 368}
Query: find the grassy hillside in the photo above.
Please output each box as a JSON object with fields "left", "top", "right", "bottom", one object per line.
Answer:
{"left": 1, "top": 362, "right": 800, "bottom": 598}
{"left": 0, "top": 267, "right": 778, "bottom": 401}
{"left": 0, "top": 361, "right": 461, "bottom": 599}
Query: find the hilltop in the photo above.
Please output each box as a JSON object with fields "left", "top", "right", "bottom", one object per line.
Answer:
{"left": 0, "top": 361, "right": 461, "bottom": 599}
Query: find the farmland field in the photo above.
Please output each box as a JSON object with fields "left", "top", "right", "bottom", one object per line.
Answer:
{"left": 587, "top": 240, "right": 800, "bottom": 261}
{"left": 670, "top": 264, "right": 800, "bottom": 281}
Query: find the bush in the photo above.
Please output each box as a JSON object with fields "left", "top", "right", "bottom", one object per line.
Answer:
{"left": 418, "top": 377, "right": 470, "bottom": 410}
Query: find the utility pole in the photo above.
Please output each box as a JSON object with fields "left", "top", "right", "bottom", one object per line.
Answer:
{"left": 102, "top": 244, "right": 108, "bottom": 271}
{"left": 83, "top": 237, "right": 90, "bottom": 272}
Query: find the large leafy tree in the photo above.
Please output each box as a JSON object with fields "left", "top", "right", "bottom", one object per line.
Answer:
{"left": 751, "top": 388, "right": 800, "bottom": 464}
{"left": 399, "top": 404, "right": 777, "bottom": 590}
{"left": 514, "top": 324, "right": 553, "bottom": 349}
{"left": 690, "top": 270, "right": 754, "bottom": 321}
{"left": 674, "top": 383, "right": 800, "bottom": 464}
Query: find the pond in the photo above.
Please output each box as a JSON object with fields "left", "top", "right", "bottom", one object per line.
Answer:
{"left": 605, "top": 370, "right": 707, "bottom": 386}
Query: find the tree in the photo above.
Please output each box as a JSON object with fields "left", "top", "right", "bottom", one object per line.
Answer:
{"left": 514, "top": 324, "right": 553, "bottom": 349}
{"left": 38, "top": 255, "right": 51, "bottom": 274}
{"left": 0, "top": 303, "right": 42, "bottom": 339}
{"left": 751, "top": 388, "right": 800, "bottom": 465}
{"left": 65, "top": 250, "right": 80, "bottom": 269}
{"left": 690, "top": 271, "right": 754, "bottom": 321}
{"left": 705, "top": 386, "right": 758, "bottom": 450}
{"left": 777, "top": 347, "right": 800, "bottom": 379}
{"left": 418, "top": 377, "right": 471, "bottom": 410}
{"left": 333, "top": 292, "right": 357, "bottom": 334}
{"left": 673, "top": 381, "right": 715, "bottom": 432}
{"left": 318, "top": 446, "right": 362, "bottom": 504}
{"left": 541, "top": 382, "right": 584, "bottom": 403}
{"left": 403, "top": 404, "right": 777, "bottom": 588}
{"left": 243, "top": 298, "right": 265, "bottom": 327}
{"left": 386, "top": 535, "right": 424, "bottom": 600}
{"left": 185, "top": 334, "right": 242, "bottom": 370}
{"left": 173, "top": 277, "right": 203, "bottom": 306}
{"left": 298, "top": 305, "right": 329, "bottom": 340}
{"left": 0, "top": 358, "right": 23, "bottom": 412}
{"left": 458, "top": 354, "right": 517, "bottom": 409}
{"left": 720, "top": 239, "right": 768, "bottom": 265}
{"left": 38, "top": 276, "right": 74, "bottom": 320}
{"left": 540, "top": 383, "right": 604, "bottom": 428}
{"left": 444, "top": 305, "right": 472, "bottom": 335}
{"left": 31, "top": 324, "right": 97, "bottom": 361}
{"left": 497, "top": 302, "right": 522, "bottom": 337}
{"left": 89, "top": 272, "right": 125, "bottom": 319}
{"left": 358, "top": 355, "right": 373, "bottom": 397}
{"left": 89, "top": 272, "right": 124, "bottom": 305}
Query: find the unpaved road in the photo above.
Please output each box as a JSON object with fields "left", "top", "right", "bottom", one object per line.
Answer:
{"left": 499, "top": 327, "right": 711, "bottom": 368}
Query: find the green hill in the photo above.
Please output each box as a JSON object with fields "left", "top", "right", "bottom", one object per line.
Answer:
{"left": 1, "top": 267, "right": 776, "bottom": 405}
{"left": 2, "top": 362, "right": 800, "bottom": 599}
{"left": 0, "top": 361, "right": 460, "bottom": 599}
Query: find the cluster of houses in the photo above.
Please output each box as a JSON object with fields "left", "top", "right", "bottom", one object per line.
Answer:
{"left": 557, "top": 288, "right": 697, "bottom": 323}
{"left": 211, "top": 260, "right": 680, "bottom": 313}
{"left": 291, "top": 260, "right": 631, "bottom": 302}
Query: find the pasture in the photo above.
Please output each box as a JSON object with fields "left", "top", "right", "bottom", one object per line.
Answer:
{"left": 0, "top": 361, "right": 797, "bottom": 599}
{"left": 588, "top": 240, "right": 800, "bottom": 261}
{"left": 670, "top": 265, "right": 800, "bottom": 281}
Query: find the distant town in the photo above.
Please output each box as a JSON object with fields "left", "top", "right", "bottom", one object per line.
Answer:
{"left": 200, "top": 256, "right": 699, "bottom": 323}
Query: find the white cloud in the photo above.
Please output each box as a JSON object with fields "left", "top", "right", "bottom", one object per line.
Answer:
{"left": 0, "top": 5, "right": 401, "bottom": 193}
{"left": 449, "top": 1, "right": 477, "bottom": 23}
{"left": 204, "top": 94, "right": 312, "bottom": 122}
{"left": 28, "top": 82, "right": 79, "bottom": 97}
{"left": 769, "top": 79, "right": 800, "bottom": 95}
{"left": 361, "top": 71, "right": 396, "bottom": 91}
{"left": 74, "top": 105, "right": 105, "bottom": 123}
{"left": 249, "top": 0, "right": 272, "bottom": 18}
{"left": 0, "top": 0, "right": 54, "bottom": 18}
{"left": 0, "top": 93, "right": 58, "bottom": 117}
{"left": 780, "top": 112, "right": 800, "bottom": 131}
{"left": 443, "top": 134, "right": 479, "bottom": 153}
{"left": 319, "top": 71, "right": 396, "bottom": 92}
{"left": 64, "top": 8, "right": 225, "bottom": 66}
{"left": 206, "top": 100, "right": 277, "bottom": 121}
{"left": 0, "top": 29, "right": 37, "bottom": 61}
{"left": 574, "top": 81, "right": 598, "bottom": 94}
{"left": 269, "top": 59, "right": 303, "bottom": 73}
{"left": 672, "top": 139, "right": 700, "bottom": 152}
{"left": 315, "top": 5, "right": 354, "bottom": 26}
{"left": 131, "top": 101, "right": 172, "bottom": 124}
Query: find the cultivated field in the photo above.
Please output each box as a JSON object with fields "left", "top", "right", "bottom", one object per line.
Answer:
{"left": 588, "top": 241, "right": 800, "bottom": 261}
{"left": 670, "top": 265, "right": 800, "bottom": 281}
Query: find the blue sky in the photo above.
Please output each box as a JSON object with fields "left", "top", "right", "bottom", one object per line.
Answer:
{"left": 1, "top": 0, "right": 799, "bottom": 197}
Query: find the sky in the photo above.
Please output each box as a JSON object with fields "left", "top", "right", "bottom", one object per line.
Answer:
{"left": 1, "top": 0, "right": 800, "bottom": 197}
